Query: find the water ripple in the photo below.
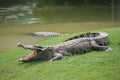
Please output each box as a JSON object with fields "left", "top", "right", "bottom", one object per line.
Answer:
{"left": 0, "top": 2, "right": 38, "bottom": 24}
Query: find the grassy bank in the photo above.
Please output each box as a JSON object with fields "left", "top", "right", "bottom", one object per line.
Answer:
{"left": 0, "top": 27, "right": 120, "bottom": 80}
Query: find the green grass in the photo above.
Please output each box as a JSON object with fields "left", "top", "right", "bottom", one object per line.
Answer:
{"left": 0, "top": 27, "right": 120, "bottom": 80}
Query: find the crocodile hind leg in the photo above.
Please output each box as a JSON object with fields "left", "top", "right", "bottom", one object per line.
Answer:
{"left": 91, "top": 41, "right": 112, "bottom": 52}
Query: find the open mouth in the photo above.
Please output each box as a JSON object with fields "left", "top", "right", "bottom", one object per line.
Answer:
{"left": 19, "top": 50, "right": 38, "bottom": 62}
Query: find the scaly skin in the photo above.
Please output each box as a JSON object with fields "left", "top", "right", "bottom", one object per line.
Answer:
{"left": 17, "top": 32, "right": 112, "bottom": 62}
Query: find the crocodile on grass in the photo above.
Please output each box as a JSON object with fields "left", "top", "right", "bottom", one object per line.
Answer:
{"left": 17, "top": 32, "right": 112, "bottom": 62}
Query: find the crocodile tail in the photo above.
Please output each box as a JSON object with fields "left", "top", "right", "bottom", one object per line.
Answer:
{"left": 64, "top": 32, "right": 98, "bottom": 42}
{"left": 64, "top": 32, "right": 110, "bottom": 46}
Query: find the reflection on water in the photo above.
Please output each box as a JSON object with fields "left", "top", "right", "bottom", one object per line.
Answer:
{"left": 0, "top": 2, "right": 39, "bottom": 24}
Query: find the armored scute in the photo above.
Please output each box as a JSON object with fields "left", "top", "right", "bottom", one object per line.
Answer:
{"left": 17, "top": 32, "right": 112, "bottom": 62}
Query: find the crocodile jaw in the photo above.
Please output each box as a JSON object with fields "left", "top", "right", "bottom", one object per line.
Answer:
{"left": 19, "top": 50, "right": 38, "bottom": 62}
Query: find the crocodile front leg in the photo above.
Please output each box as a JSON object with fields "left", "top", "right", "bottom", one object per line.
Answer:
{"left": 91, "top": 41, "right": 112, "bottom": 52}
{"left": 49, "top": 53, "right": 63, "bottom": 62}
{"left": 58, "top": 50, "right": 72, "bottom": 56}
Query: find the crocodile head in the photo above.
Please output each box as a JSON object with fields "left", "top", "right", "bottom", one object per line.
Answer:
{"left": 19, "top": 47, "right": 54, "bottom": 62}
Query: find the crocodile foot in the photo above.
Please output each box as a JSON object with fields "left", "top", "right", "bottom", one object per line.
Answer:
{"left": 106, "top": 47, "right": 113, "bottom": 52}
